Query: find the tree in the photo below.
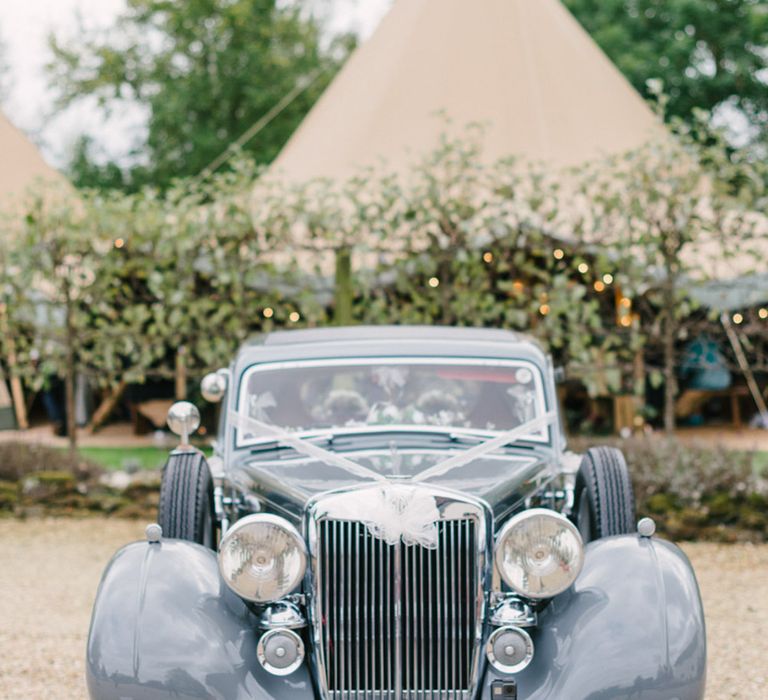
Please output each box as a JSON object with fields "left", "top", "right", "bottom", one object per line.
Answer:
{"left": 47, "top": 0, "right": 353, "bottom": 190}
{"left": 570, "top": 111, "right": 765, "bottom": 434}
{"left": 564, "top": 0, "right": 768, "bottom": 148}
{"left": 5, "top": 191, "right": 98, "bottom": 450}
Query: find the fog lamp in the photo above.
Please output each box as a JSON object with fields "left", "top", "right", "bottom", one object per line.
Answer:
{"left": 486, "top": 626, "right": 534, "bottom": 674}
{"left": 257, "top": 629, "right": 305, "bottom": 676}
{"left": 495, "top": 508, "right": 583, "bottom": 599}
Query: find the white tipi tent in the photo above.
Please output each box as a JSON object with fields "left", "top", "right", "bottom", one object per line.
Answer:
{"left": 0, "top": 111, "right": 66, "bottom": 210}
{"left": 272, "top": 0, "right": 661, "bottom": 183}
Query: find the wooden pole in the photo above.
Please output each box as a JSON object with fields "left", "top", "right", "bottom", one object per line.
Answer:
{"left": 0, "top": 304, "right": 28, "bottom": 430}
{"left": 334, "top": 247, "right": 353, "bottom": 326}
{"left": 87, "top": 380, "right": 127, "bottom": 434}
{"left": 175, "top": 347, "right": 188, "bottom": 400}
{"left": 721, "top": 313, "right": 768, "bottom": 418}
{"left": 63, "top": 288, "right": 77, "bottom": 451}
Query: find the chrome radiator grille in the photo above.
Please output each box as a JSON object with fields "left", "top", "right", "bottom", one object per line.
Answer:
{"left": 314, "top": 518, "right": 480, "bottom": 699}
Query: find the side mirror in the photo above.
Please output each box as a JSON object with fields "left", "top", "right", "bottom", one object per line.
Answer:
{"left": 201, "top": 369, "right": 229, "bottom": 403}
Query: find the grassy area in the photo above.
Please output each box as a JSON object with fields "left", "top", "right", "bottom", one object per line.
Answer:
{"left": 750, "top": 451, "right": 768, "bottom": 476}
{"left": 77, "top": 447, "right": 171, "bottom": 471}
{"left": 78, "top": 444, "right": 214, "bottom": 471}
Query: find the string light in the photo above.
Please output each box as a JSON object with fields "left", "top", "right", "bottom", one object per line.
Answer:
{"left": 483, "top": 252, "right": 494, "bottom": 263}
{"left": 512, "top": 280, "right": 524, "bottom": 293}
{"left": 620, "top": 297, "right": 632, "bottom": 308}
{"left": 428, "top": 277, "right": 440, "bottom": 288}
{"left": 289, "top": 311, "right": 301, "bottom": 323}
{"left": 602, "top": 273, "right": 614, "bottom": 285}
{"left": 114, "top": 238, "right": 125, "bottom": 249}
{"left": 553, "top": 249, "right": 565, "bottom": 260}
{"left": 539, "top": 304, "right": 550, "bottom": 316}
{"left": 593, "top": 281, "right": 606, "bottom": 292}
{"left": 620, "top": 316, "right": 632, "bottom": 328}
{"left": 578, "top": 263, "right": 589, "bottom": 274}
{"left": 759, "top": 308, "right": 768, "bottom": 320}
{"left": 733, "top": 313, "right": 744, "bottom": 325}
{"left": 263, "top": 307, "right": 274, "bottom": 319}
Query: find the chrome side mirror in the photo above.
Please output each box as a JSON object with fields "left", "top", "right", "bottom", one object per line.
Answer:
{"left": 201, "top": 369, "right": 228, "bottom": 403}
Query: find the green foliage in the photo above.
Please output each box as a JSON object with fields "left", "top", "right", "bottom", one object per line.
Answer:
{"left": 570, "top": 109, "right": 766, "bottom": 430}
{"left": 0, "top": 124, "right": 763, "bottom": 426}
{"left": 65, "top": 135, "right": 133, "bottom": 192}
{"left": 564, "top": 0, "right": 768, "bottom": 148}
{"left": 48, "top": 0, "right": 354, "bottom": 190}
{"left": 0, "top": 441, "right": 159, "bottom": 518}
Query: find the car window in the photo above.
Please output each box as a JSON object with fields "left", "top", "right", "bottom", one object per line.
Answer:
{"left": 236, "top": 358, "right": 547, "bottom": 447}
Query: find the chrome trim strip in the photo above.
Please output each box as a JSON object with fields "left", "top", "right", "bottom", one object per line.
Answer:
{"left": 394, "top": 539, "right": 403, "bottom": 698}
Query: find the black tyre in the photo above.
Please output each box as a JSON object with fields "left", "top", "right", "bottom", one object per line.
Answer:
{"left": 573, "top": 446, "right": 635, "bottom": 543}
{"left": 158, "top": 450, "right": 217, "bottom": 549}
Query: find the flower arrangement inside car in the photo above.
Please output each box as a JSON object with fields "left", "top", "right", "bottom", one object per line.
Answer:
{"left": 86, "top": 326, "right": 706, "bottom": 700}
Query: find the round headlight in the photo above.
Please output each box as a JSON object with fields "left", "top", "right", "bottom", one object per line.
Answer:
{"left": 218, "top": 515, "right": 307, "bottom": 603}
{"left": 495, "top": 509, "right": 584, "bottom": 599}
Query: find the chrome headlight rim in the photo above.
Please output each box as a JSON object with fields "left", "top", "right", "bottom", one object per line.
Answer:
{"left": 218, "top": 514, "right": 307, "bottom": 604}
{"left": 495, "top": 508, "right": 584, "bottom": 600}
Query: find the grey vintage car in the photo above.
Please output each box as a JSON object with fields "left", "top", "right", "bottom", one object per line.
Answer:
{"left": 87, "top": 326, "right": 706, "bottom": 700}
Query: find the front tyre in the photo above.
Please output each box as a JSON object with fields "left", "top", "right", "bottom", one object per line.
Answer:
{"left": 574, "top": 446, "right": 635, "bottom": 543}
{"left": 158, "top": 450, "right": 217, "bottom": 549}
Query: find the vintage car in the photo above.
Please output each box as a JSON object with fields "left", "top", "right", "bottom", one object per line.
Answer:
{"left": 86, "top": 326, "right": 706, "bottom": 700}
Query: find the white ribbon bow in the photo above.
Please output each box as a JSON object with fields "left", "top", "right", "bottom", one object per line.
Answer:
{"left": 230, "top": 409, "right": 557, "bottom": 548}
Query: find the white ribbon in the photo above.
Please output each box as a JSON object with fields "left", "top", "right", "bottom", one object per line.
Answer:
{"left": 411, "top": 411, "right": 557, "bottom": 482}
{"left": 231, "top": 409, "right": 557, "bottom": 546}
{"left": 320, "top": 484, "right": 442, "bottom": 549}
{"left": 229, "top": 411, "right": 387, "bottom": 482}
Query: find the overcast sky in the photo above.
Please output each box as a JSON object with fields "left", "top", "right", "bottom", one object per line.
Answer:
{"left": 0, "top": 0, "right": 392, "bottom": 168}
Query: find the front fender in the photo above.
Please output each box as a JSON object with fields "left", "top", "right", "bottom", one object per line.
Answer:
{"left": 483, "top": 535, "right": 706, "bottom": 699}
{"left": 86, "top": 539, "right": 315, "bottom": 700}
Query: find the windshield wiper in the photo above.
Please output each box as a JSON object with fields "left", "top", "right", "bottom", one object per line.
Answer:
{"left": 230, "top": 411, "right": 387, "bottom": 482}
{"left": 247, "top": 433, "right": 335, "bottom": 453}
{"left": 446, "top": 433, "right": 538, "bottom": 452}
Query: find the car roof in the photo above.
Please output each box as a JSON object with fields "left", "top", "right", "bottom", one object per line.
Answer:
{"left": 255, "top": 325, "right": 533, "bottom": 346}
{"left": 234, "top": 325, "right": 548, "bottom": 370}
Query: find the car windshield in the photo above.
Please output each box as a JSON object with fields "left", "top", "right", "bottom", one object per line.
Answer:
{"left": 236, "top": 357, "right": 548, "bottom": 448}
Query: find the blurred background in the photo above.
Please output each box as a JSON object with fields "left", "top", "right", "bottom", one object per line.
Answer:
{"left": 0, "top": 0, "right": 767, "bottom": 473}
{"left": 0, "top": 2, "right": 766, "bottom": 696}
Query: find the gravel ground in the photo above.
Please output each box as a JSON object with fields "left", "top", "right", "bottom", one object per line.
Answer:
{"left": 0, "top": 519, "right": 766, "bottom": 699}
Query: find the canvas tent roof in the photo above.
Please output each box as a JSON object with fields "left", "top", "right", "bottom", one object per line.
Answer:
{"left": 0, "top": 111, "right": 67, "bottom": 214}
{"left": 688, "top": 274, "right": 768, "bottom": 313}
{"left": 272, "top": 0, "right": 662, "bottom": 184}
